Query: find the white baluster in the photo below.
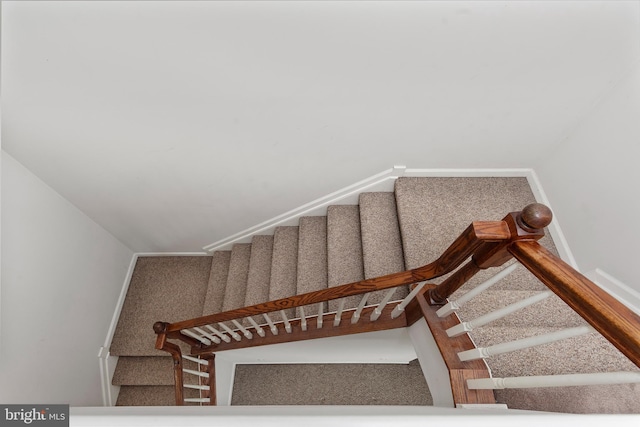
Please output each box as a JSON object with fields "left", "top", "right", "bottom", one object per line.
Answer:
{"left": 333, "top": 298, "right": 346, "bottom": 327}
{"left": 457, "top": 325, "right": 596, "bottom": 361}
{"left": 218, "top": 322, "right": 242, "bottom": 341}
{"left": 317, "top": 303, "right": 324, "bottom": 328}
{"left": 182, "top": 355, "right": 209, "bottom": 366}
{"left": 437, "top": 264, "right": 520, "bottom": 317}
{"left": 183, "top": 368, "right": 209, "bottom": 378}
{"left": 468, "top": 372, "right": 640, "bottom": 390}
{"left": 193, "top": 327, "right": 221, "bottom": 344}
{"left": 370, "top": 288, "right": 398, "bottom": 321}
{"left": 263, "top": 313, "right": 279, "bottom": 335}
{"left": 446, "top": 290, "right": 553, "bottom": 337}
{"left": 183, "top": 384, "right": 210, "bottom": 391}
{"left": 246, "top": 317, "right": 266, "bottom": 337}
{"left": 280, "top": 310, "right": 293, "bottom": 333}
{"left": 391, "top": 282, "right": 427, "bottom": 319}
{"left": 184, "top": 398, "right": 210, "bottom": 403}
{"left": 351, "top": 293, "right": 371, "bottom": 324}
{"left": 204, "top": 325, "right": 232, "bottom": 343}
{"left": 299, "top": 306, "right": 308, "bottom": 331}
{"left": 232, "top": 320, "right": 254, "bottom": 339}
{"left": 181, "top": 329, "right": 211, "bottom": 346}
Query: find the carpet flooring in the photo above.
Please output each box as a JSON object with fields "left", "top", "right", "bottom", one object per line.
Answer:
{"left": 110, "top": 177, "right": 640, "bottom": 413}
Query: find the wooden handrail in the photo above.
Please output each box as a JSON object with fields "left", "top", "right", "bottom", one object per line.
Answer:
{"left": 509, "top": 240, "right": 640, "bottom": 369}
{"left": 161, "top": 220, "right": 511, "bottom": 333}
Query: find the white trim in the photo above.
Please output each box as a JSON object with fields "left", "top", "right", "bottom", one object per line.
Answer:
{"left": 585, "top": 269, "right": 640, "bottom": 316}
{"left": 202, "top": 166, "right": 407, "bottom": 251}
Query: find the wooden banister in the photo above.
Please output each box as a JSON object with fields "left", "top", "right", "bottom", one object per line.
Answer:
{"left": 509, "top": 240, "right": 640, "bottom": 369}
{"left": 154, "top": 322, "right": 185, "bottom": 405}
{"left": 162, "top": 220, "right": 511, "bottom": 333}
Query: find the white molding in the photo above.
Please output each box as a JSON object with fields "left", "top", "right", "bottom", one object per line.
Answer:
{"left": 202, "top": 166, "right": 407, "bottom": 252}
{"left": 585, "top": 269, "right": 640, "bottom": 316}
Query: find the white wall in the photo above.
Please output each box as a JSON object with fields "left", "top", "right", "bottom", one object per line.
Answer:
{"left": 535, "top": 61, "right": 640, "bottom": 291}
{"left": 0, "top": 151, "right": 134, "bottom": 406}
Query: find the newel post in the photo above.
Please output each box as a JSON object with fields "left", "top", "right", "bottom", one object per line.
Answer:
{"left": 428, "top": 203, "right": 553, "bottom": 305}
{"left": 154, "top": 321, "right": 185, "bottom": 405}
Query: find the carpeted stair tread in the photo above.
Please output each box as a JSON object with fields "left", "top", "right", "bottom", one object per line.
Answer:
{"left": 202, "top": 251, "right": 231, "bottom": 316}
{"left": 112, "top": 357, "right": 198, "bottom": 386}
{"left": 450, "top": 261, "right": 548, "bottom": 294}
{"left": 231, "top": 360, "right": 431, "bottom": 406}
{"left": 110, "top": 256, "right": 212, "bottom": 356}
{"left": 270, "top": 226, "right": 299, "bottom": 319}
{"left": 244, "top": 235, "right": 274, "bottom": 308}
{"left": 359, "top": 192, "right": 408, "bottom": 305}
{"left": 221, "top": 244, "right": 252, "bottom": 312}
{"left": 116, "top": 385, "right": 199, "bottom": 406}
{"left": 451, "top": 289, "right": 586, "bottom": 328}
{"left": 327, "top": 205, "right": 365, "bottom": 312}
{"left": 394, "top": 177, "right": 558, "bottom": 272}
{"left": 296, "top": 216, "right": 328, "bottom": 315}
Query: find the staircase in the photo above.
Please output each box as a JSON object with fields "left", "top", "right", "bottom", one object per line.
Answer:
{"left": 109, "top": 176, "right": 640, "bottom": 412}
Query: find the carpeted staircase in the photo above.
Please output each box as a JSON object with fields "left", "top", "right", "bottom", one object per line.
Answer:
{"left": 109, "top": 177, "right": 640, "bottom": 412}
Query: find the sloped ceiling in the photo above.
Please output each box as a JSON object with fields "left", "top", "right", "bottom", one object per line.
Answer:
{"left": 2, "top": 1, "right": 639, "bottom": 252}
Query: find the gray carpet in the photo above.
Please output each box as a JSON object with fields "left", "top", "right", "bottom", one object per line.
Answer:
{"left": 109, "top": 177, "right": 640, "bottom": 412}
{"left": 231, "top": 360, "right": 431, "bottom": 406}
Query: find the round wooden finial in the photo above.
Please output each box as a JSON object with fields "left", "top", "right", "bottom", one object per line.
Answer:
{"left": 517, "top": 203, "right": 553, "bottom": 231}
{"left": 153, "top": 321, "right": 168, "bottom": 334}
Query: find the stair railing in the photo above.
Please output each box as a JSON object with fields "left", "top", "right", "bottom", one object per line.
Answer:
{"left": 154, "top": 203, "right": 640, "bottom": 406}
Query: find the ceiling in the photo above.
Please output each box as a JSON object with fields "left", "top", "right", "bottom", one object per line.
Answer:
{"left": 2, "top": 1, "right": 639, "bottom": 252}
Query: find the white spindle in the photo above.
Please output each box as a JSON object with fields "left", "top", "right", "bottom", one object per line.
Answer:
{"left": 457, "top": 325, "right": 596, "bottom": 361}
{"left": 391, "top": 282, "right": 427, "bottom": 319}
{"left": 280, "top": 310, "right": 293, "bottom": 333}
{"left": 299, "top": 306, "right": 308, "bottom": 331}
{"left": 317, "top": 303, "right": 324, "bottom": 328}
{"left": 182, "top": 355, "right": 209, "bottom": 366}
{"left": 204, "top": 325, "right": 232, "bottom": 343}
{"left": 468, "top": 372, "right": 640, "bottom": 390}
{"left": 437, "top": 264, "right": 520, "bottom": 317}
{"left": 370, "top": 288, "right": 398, "bottom": 321}
{"left": 247, "top": 317, "right": 266, "bottom": 337}
{"left": 446, "top": 290, "right": 553, "bottom": 337}
{"left": 263, "top": 313, "right": 279, "bottom": 335}
{"left": 232, "top": 320, "right": 254, "bottom": 339}
{"left": 193, "top": 327, "right": 221, "bottom": 344}
{"left": 181, "top": 330, "right": 211, "bottom": 346}
{"left": 183, "top": 383, "right": 210, "bottom": 391}
{"left": 184, "top": 397, "right": 210, "bottom": 403}
{"left": 333, "top": 298, "right": 346, "bottom": 327}
{"left": 219, "top": 322, "right": 242, "bottom": 341}
{"left": 351, "top": 293, "right": 371, "bottom": 324}
{"left": 183, "top": 368, "right": 209, "bottom": 378}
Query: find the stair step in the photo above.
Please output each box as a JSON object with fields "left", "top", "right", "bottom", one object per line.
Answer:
{"left": 202, "top": 251, "right": 232, "bottom": 315}
{"left": 244, "top": 235, "right": 274, "bottom": 308}
{"left": 112, "top": 356, "right": 198, "bottom": 386}
{"left": 327, "top": 205, "right": 365, "bottom": 312}
{"left": 359, "top": 192, "right": 408, "bottom": 305}
{"left": 394, "top": 177, "right": 556, "bottom": 271}
{"left": 221, "top": 244, "right": 252, "bottom": 312}
{"left": 231, "top": 360, "right": 431, "bottom": 406}
{"left": 269, "top": 226, "right": 299, "bottom": 319}
{"left": 116, "top": 385, "right": 200, "bottom": 406}
{"left": 110, "top": 256, "right": 212, "bottom": 357}
{"left": 296, "top": 216, "right": 328, "bottom": 316}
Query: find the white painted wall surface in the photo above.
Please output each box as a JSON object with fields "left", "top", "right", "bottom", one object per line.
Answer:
{"left": 0, "top": 152, "right": 134, "bottom": 406}
{"left": 535, "top": 61, "right": 640, "bottom": 291}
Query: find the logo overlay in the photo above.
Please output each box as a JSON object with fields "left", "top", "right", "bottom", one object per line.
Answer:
{"left": 1, "top": 405, "right": 68, "bottom": 426}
